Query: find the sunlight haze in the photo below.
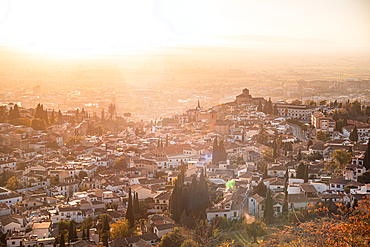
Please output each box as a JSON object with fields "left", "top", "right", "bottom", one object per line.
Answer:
{"left": 0, "top": 0, "right": 369, "bottom": 55}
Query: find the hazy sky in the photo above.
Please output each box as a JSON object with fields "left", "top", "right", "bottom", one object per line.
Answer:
{"left": 0, "top": 0, "right": 369, "bottom": 54}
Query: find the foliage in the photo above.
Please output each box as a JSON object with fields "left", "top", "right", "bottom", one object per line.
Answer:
{"left": 264, "top": 199, "right": 370, "bottom": 246}
{"left": 287, "top": 210, "right": 304, "bottom": 223}
{"left": 363, "top": 141, "right": 370, "bottom": 170}
{"left": 253, "top": 181, "right": 267, "bottom": 197}
{"left": 262, "top": 147, "right": 274, "bottom": 162}
{"left": 307, "top": 151, "right": 323, "bottom": 161}
{"left": 212, "top": 136, "right": 227, "bottom": 164}
{"left": 257, "top": 125, "right": 269, "bottom": 145}
{"left": 169, "top": 169, "right": 210, "bottom": 223}
{"left": 31, "top": 118, "right": 47, "bottom": 130}
{"left": 263, "top": 189, "right": 274, "bottom": 224}
{"left": 16, "top": 161, "right": 28, "bottom": 171}
{"left": 98, "top": 214, "right": 112, "bottom": 247}
{"left": 126, "top": 188, "right": 135, "bottom": 228}
{"left": 296, "top": 162, "right": 306, "bottom": 179}
{"left": 158, "top": 228, "right": 185, "bottom": 247}
{"left": 307, "top": 139, "right": 313, "bottom": 148}
{"left": 315, "top": 130, "right": 328, "bottom": 141}
{"left": 110, "top": 219, "right": 134, "bottom": 240}
{"left": 357, "top": 170, "right": 370, "bottom": 184}
{"left": 68, "top": 220, "right": 77, "bottom": 242}
{"left": 8, "top": 117, "right": 31, "bottom": 127}
{"left": 349, "top": 125, "right": 358, "bottom": 142}
{"left": 79, "top": 171, "right": 88, "bottom": 179}
{"left": 6, "top": 176, "right": 21, "bottom": 190}
{"left": 245, "top": 220, "right": 267, "bottom": 243}
{"left": 114, "top": 156, "right": 127, "bottom": 170}
{"left": 181, "top": 239, "right": 201, "bottom": 247}
{"left": 332, "top": 149, "right": 352, "bottom": 169}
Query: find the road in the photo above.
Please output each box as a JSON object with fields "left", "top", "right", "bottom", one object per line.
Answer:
{"left": 288, "top": 123, "right": 308, "bottom": 142}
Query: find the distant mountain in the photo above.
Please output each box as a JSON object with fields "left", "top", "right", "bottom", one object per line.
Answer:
{"left": 203, "top": 34, "right": 339, "bottom": 47}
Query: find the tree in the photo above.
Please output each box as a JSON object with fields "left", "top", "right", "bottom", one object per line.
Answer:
{"left": 253, "top": 181, "right": 267, "bottom": 197}
{"left": 114, "top": 156, "right": 127, "bottom": 170}
{"left": 262, "top": 147, "right": 274, "bottom": 162}
{"left": 315, "top": 130, "right": 327, "bottom": 141}
{"left": 263, "top": 190, "right": 274, "bottom": 224}
{"left": 212, "top": 136, "right": 219, "bottom": 164}
{"left": 304, "top": 164, "right": 309, "bottom": 183}
{"left": 358, "top": 171, "right": 370, "bottom": 184}
{"left": 99, "top": 214, "right": 112, "bottom": 247}
{"left": 134, "top": 192, "right": 139, "bottom": 216}
{"left": 181, "top": 239, "right": 201, "bottom": 247}
{"left": 6, "top": 176, "right": 20, "bottom": 190}
{"left": 31, "top": 118, "right": 47, "bottom": 130}
{"left": 60, "top": 232, "right": 66, "bottom": 247}
{"left": 68, "top": 220, "right": 77, "bottom": 242}
{"left": 245, "top": 220, "right": 267, "bottom": 243}
{"left": 349, "top": 125, "right": 358, "bottom": 142}
{"left": 126, "top": 188, "right": 135, "bottom": 228}
{"left": 296, "top": 162, "right": 306, "bottom": 179}
{"left": 79, "top": 171, "right": 88, "bottom": 179}
{"left": 110, "top": 219, "right": 133, "bottom": 240}
{"left": 58, "top": 110, "right": 63, "bottom": 121}
{"left": 257, "top": 125, "right": 269, "bottom": 145}
{"left": 363, "top": 141, "right": 370, "bottom": 170}
{"left": 332, "top": 149, "right": 352, "bottom": 169}
{"left": 273, "top": 104, "right": 278, "bottom": 115}
{"left": 297, "top": 149, "right": 302, "bottom": 160}
{"left": 307, "top": 139, "right": 313, "bottom": 149}
{"left": 320, "top": 100, "right": 327, "bottom": 105}
{"left": 108, "top": 103, "right": 116, "bottom": 120}
{"left": 218, "top": 139, "right": 227, "bottom": 162}
{"left": 158, "top": 228, "right": 185, "bottom": 247}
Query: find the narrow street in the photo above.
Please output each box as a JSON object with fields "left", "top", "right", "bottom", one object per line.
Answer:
{"left": 288, "top": 123, "right": 308, "bottom": 142}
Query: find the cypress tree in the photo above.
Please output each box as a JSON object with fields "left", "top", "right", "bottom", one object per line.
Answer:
{"left": 50, "top": 109, "right": 55, "bottom": 124}
{"left": 363, "top": 141, "right": 370, "bottom": 170}
{"left": 218, "top": 139, "right": 227, "bottom": 161}
{"left": 283, "top": 168, "right": 289, "bottom": 213}
{"left": 263, "top": 189, "right": 274, "bottom": 224}
{"left": 169, "top": 180, "right": 182, "bottom": 223}
{"left": 14, "top": 104, "right": 20, "bottom": 118}
{"left": 350, "top": 125, "right": 358, "bottom": 142}
{"left": 134, "top": 192, "right": 139, "bottom": 215}
{"left": 297, "top": 149, "right": 302, "bottom": 161}
{"left": 212, "top": 136, "right": 219, "bottom": 164}
{"left": 60, "top": 232, "right": 65, "bottom": 247}
{"left": 165, "top": 135, "right": 169, "bottom": 146}
{"left": 304, "top": 165, "right": 309, "bottom": 183}
{"left": 296, "top": 162, "right": 306, "bottom": 179}
{"left": 126, "top": 188, "right": 135, "bottom": 228}
{"left": 58, "top": 110, "right": 63, "bottom": 121}
{"left": 273, "top": 104, "right": 278, "bottom": 115}
{"left": 199, "top": 170, "right": 210, "bottom": 219}
{"left": 257, "top": 100, "right": 263, "bottom": 112}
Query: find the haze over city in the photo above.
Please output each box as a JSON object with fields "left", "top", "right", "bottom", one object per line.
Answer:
{"left": 0, "top": 1, "right": 370, "bottom": 247}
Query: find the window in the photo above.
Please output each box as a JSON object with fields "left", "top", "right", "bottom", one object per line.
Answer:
{"left": 224, "top": 214, "right": 227, "bottom": 218}
{"left": 215, "top": 214, "right": 218, "bottom": 217}
{"left": 234, "top": 212, "right": 237, "bottom": 217}
{"left": 337, "top": 185, "right": 340, "bottom": 188}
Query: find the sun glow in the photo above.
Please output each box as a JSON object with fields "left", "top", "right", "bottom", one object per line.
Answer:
{"left": 0, "top": 0, "right": 369, "bottom": 55}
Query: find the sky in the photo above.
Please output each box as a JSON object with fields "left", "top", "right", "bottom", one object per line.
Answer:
{"left": 0, "top": 0, "right": 369, "bottom": 55}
